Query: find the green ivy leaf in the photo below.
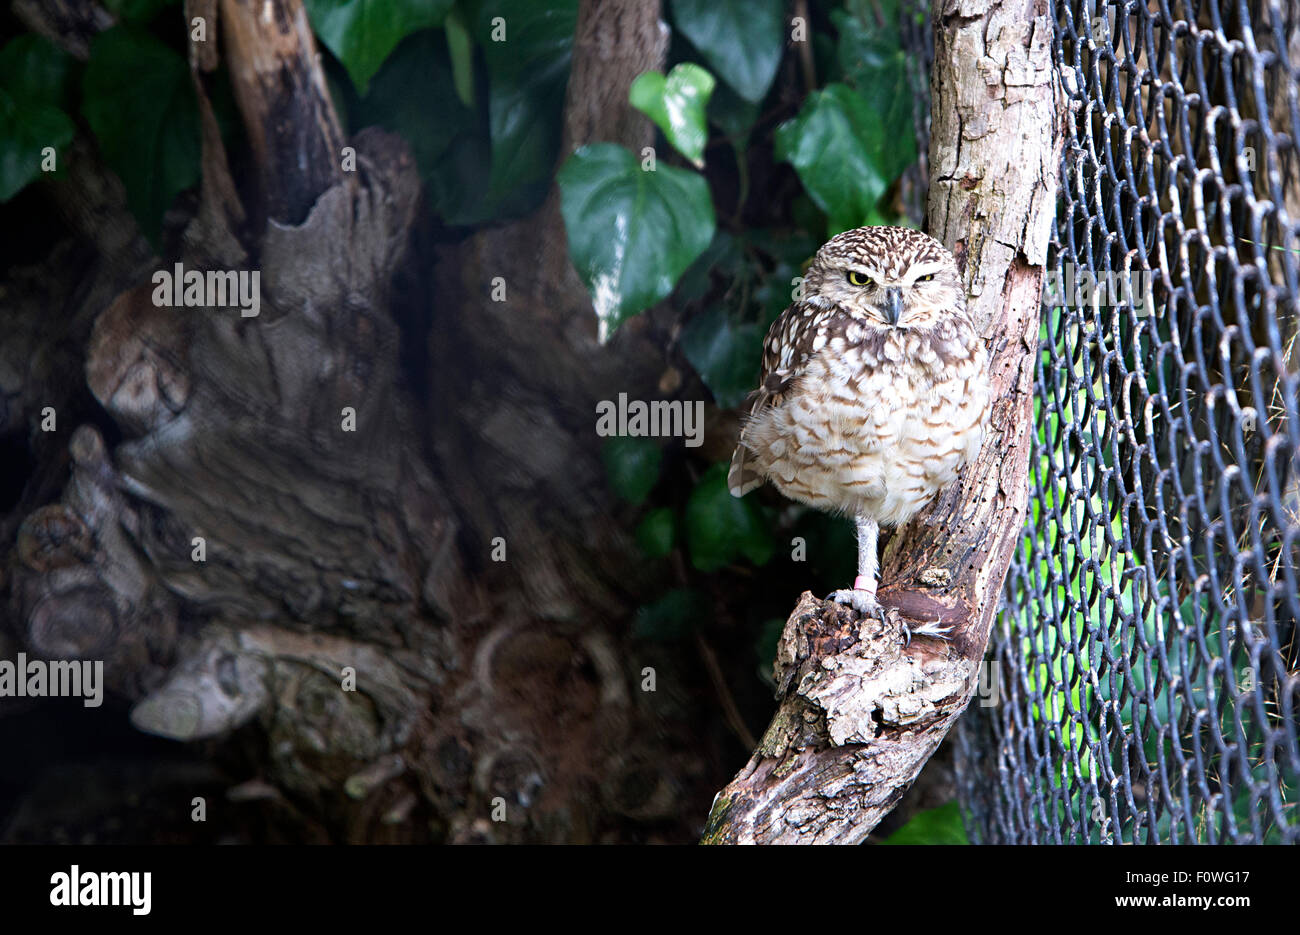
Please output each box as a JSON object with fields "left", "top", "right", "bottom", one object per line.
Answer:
{"left": 602, "top": 436, "right": 663, "bottom": 505}
{"left": 444, "top": 7, "right": 475, "bottom": 107}
{"left": 0, "top": 89, "right": 74, "bottom": 201}
{"left": 635, "top": 507, "right": 677, "bottom": 557}
{"left": 426, "top": 132, "right": 495, "bottom": 226}
{"left": 357, "top": 27, "right": 548, "bottom": 225}
{"left": 685, "top": 463, "right": 774, "bottom": 571}
{"left": 774, "top": 82, "right": 906, "bottom": 235}
{"left": 472, "top": 0, "right": 578, "bottom": 218}
{"left": 558, "top": 143, "right": 715, "bottom": 341}
{"left": 304, "top": 0, "right": 454, "bottom": 95}
{"left": 81, "top": 27, "right": 200, "bottom": 242}
{"left": 476, "top": 77, "right": 559, "bottom": 216}
{"left": 0, "top": 34, "right": 75, "bottom": 201}
{"left": 0, "top": 35, "right": 73, "bottom": 108}
{"left": 407, "top": 1, "right": 579, "bottom": 225}
{"left": 473, "top": 0, "right": 576, "bottom": 81}
{"left": 880, "top": 801, "right": 970, "bottom": 845}
{"left": 835, "top": 0, "right": 915, "bottom": 181}
{"left": 681, "top": 306, "right": 762, "bottom": 409}
{"left": 669, "top": 0, "right": 784, "bottom": 103}
{"left": 629, "top": 63, "right": 715, "bottom": 168}
{"left": 359, "top": 30, "right": 473, "bottom": 183}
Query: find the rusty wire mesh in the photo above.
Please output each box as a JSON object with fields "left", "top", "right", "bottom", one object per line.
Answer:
{"left": 954, "top": 0, "right": 1300, "bottom": 843}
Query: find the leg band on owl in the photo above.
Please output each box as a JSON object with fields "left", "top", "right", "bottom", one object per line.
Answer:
{"left": 854, "top": 575, "right": 872, "bottom": 591}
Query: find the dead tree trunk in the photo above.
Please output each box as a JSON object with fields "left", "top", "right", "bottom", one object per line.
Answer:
{"left": 701, "top": 0, "right": 1063, "bottom": 844}
{"left": 3, "top": 0, "right": 722, "bottom": 842}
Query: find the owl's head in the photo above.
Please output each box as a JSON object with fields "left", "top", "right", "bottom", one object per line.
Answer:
{"left": 802, "top": 226, "right": 966, "bottom": 331}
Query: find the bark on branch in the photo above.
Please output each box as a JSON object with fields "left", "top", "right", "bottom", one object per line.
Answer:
{"left": 701, "top": 0, "right": 1062, "bottom": 845}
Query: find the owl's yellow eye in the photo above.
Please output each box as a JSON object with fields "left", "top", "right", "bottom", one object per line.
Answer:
{"left": 917, "top": 274, "right": 935, "bottom": 282}
{"left": 846, "top": 270, "right": 872, "bottom": 287}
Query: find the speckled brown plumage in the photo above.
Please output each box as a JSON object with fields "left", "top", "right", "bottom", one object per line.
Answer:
{"left": 728, "top": 226, "right": 991, "bottom": 638}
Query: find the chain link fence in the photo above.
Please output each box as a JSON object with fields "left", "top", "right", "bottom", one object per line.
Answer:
{"left": 954, "top": 0, "right": 1300, "bottom": 843}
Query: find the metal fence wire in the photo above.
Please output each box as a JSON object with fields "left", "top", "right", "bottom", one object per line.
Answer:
{"left": 952, "top": 0, "right": 1300, "bottom": 843}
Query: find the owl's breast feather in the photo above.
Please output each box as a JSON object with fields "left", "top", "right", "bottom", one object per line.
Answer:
{"left": 744, "top": 330, "right": 990, "bottom": 522}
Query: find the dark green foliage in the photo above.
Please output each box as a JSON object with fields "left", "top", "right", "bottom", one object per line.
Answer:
{"left": 601, "top": 436, "right": 663, "bottom": 506}
{"left": 775, "top": 83, "right": 903, "bottom": 235}
{"left": 680, "top": 305, "right": 764, "bottom": 409}
{"left": 0, "top": 35, "right": 76, "bottom": 202}
{"left": 359, "top": 30, "right": 474, "bottom": 185}
{"left": 668, "top": 0, "right": 785, "bottom": 103}
{"left": 81, "top": 27, "right": 199, "bottom": 243}
{"left": 304, "top": 0, "right": 454, "bottom": 95}
{"left": 685, "top": 464, "right": 775, "bottom": 572}
{"left": 635, "top": 507, "right": 678, "bottom": 558}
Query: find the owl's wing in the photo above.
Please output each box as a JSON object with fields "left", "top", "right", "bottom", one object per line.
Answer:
{"left": 727, "top": 300, "right": 827, "bottom": 497}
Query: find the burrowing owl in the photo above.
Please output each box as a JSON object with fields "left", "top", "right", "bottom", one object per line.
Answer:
{"left": 728, "top": 226, "right": 991, "bottom": 641}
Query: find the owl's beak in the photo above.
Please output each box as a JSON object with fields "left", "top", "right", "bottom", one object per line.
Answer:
{"left": 883, "top": 287, "right": 904, "bottom": 326}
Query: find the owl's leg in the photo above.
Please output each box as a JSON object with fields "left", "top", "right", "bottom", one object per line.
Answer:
{"left": 828, "top": 515, "right": 953, "bottom": 645}
{"left": 829, "top": 515, "right": 883, "bottom": 618}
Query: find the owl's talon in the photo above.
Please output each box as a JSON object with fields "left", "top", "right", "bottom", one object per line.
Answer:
{"left": 828, "top": 589, "right": 953, "bottom": 647}
{"left": 828, "top": 588, "right": 881, "bottom": 617}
